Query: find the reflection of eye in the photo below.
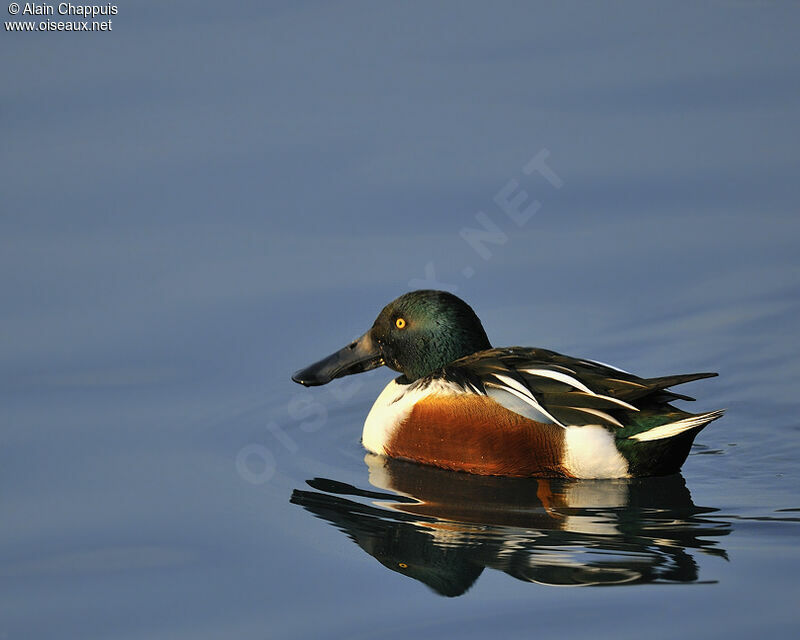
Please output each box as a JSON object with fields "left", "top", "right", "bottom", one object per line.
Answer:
{"left": 398, "top": 562, "right": 408, "bottom": 568}
{"left": 395, "top": 317, "right": 406, "bottom": 329}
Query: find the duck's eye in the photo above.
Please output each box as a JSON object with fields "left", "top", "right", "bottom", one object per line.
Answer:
{"left": 398, "top": 562, "right": 408, "bottom": 568}
{"left": 395, "top": 317, "right": 406, "bottom": 329}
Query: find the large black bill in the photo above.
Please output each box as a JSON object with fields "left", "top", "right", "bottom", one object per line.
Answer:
{"left": 291, "top": 331, "right": 384, "bottom": 387}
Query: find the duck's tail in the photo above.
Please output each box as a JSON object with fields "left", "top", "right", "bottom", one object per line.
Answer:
{"left": 628, "top": 409, "right": 726, "bottom": 442}
{"left": 616, "top": 409, "right": 725, "bottom": 477}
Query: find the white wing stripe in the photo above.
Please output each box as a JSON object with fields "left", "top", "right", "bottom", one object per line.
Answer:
{"left": 521, "top": 368, "right": 594, "bottom": 394}
{"left": 593, "top": 394, "right": 640, "bottom": 412}
{"left": 462, "top": 380, "right": 482, "bottom": 394}
{"left": 493, "top": 373, "right": 537, "bottom": 402}
{"left": 565, "top": 406, "right": 625, "bottom": 428}
{"left": 489, "top": 375, "right": 564, "bottom": 427}
{"left": 579, "top": 359, "right": 632, "bottom": 374}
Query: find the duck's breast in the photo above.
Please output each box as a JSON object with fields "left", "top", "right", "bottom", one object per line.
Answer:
{"left": 363, "top": 378, "right": 571, "bottom": 477}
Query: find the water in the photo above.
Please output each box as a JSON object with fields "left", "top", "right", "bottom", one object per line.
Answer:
{"left": 2, "top": 3, "right": 799, "bottom": 638}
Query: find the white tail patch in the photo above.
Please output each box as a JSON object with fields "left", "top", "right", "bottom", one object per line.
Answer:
{"left": 629, "top": 409, "right": 725, "bottom": 442}
{"left": 563, "top": 425, "right": 630, "bottom": 479}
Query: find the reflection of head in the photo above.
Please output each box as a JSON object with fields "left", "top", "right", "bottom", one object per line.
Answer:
{"left": 363, "top": 529, "right": 484, "bottom": 597}
{"left": 291, "top": 488, "right": 483, "bottom": 597}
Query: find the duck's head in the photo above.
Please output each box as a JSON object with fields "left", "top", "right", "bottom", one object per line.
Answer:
{"left": 292, "top": 290, "right": 491, "bottom": 386}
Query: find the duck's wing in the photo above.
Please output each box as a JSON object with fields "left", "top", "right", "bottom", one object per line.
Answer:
{"left": 444, "top": 347, "right": 718, "bottom": 429}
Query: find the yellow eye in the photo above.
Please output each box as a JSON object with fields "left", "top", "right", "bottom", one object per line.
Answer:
{"left": 395, "top": 317, "right": 406, "bottom": 329}
{"left": 398, "top": 562, "right": 408, "bottom": 568}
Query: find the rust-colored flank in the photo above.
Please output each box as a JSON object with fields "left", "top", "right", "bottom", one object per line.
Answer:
{"left": 385, "top": 394, "right": 572, "bottom": 478}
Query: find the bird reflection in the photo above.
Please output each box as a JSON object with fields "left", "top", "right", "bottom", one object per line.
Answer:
{"left": 290, "top": 455, "right": 731, "bottom": 597}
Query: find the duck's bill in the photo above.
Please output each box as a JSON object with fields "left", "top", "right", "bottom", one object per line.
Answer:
{"left": 291, "top": 331, "right": 384, "bottom": 387}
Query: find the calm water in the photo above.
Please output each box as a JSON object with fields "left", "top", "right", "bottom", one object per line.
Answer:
{"left": 3, "top": 3, "right": 800, "bottom": 639}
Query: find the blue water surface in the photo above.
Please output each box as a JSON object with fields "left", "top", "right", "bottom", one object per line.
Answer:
{"left": 2, "top": 2, "right": 799, "bottom": 638}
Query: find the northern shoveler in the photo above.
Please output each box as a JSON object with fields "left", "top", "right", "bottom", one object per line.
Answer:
{"left": 292, "top": 290, "right": 724, "bottom": 479}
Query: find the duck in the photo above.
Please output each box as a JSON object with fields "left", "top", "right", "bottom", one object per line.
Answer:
{"left": 291, "top": 290, "right": 724, "bottom": 479}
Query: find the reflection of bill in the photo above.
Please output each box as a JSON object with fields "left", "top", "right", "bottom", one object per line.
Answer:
{"left": 290, "top": 455, "right": 731, "bottom": 596}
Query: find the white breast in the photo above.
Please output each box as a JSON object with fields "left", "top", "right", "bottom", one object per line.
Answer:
{"left": 361, "top": 378, "right": 464, "bottom": 454}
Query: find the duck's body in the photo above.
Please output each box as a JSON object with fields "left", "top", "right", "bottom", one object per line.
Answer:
{"left": 293, "top": 291, "right": 723, "bottom": 479}
{"left": 361, "top": 349, "right": 723, "bottom": 478}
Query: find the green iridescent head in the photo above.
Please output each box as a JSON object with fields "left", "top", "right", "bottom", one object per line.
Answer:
{"left": 292, "top": 290, "right": 492, "bottom": 385}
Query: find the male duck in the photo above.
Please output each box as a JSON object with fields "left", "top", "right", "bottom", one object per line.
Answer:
{"left": 292, "top": 290, "right": 723, "bottom": 479}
